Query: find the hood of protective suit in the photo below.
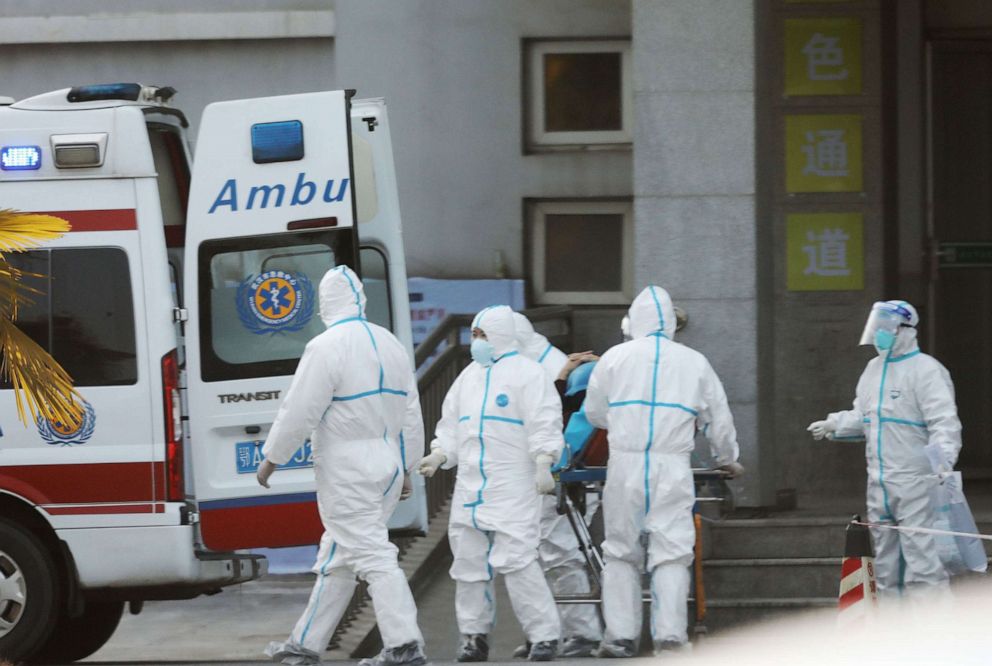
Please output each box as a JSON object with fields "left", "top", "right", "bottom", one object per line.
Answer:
{"left": 889, "top": 324, "right": 920, "bottom": 358}
{"left": 471, "top": 305, "right": 517, "bottom": 357}
{"left": 512, "top": 312, "right": 552, "bottom": 358}
{"left": 318, "top": 265, "right": 367, "bottom": 327}
{"left": 627, "top": 286, "right": 677, "bottom": 340}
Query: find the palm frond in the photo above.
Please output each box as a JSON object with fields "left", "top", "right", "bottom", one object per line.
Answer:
{"left": 0, "top": 318, "right": 82, "bottom": 426}
{"left": 0, "top": 210, "right": 71, "bottom": 253}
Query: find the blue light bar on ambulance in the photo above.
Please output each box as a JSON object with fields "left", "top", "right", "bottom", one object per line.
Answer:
{"left": 1, "top": 146, "right": 41, "bottom": 170}
{"left": 67, "top": 83, "right": 142, "bottom": 103}
{"left": 251, "top": 121, "right": 304, "bottom": 164}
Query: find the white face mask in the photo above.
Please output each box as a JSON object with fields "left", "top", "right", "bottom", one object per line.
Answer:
{"left": 470, "top": 338, "right": 495, "bottom": 367}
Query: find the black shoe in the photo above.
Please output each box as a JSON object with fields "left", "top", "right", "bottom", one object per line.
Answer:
{"left": 596, "top": 639, "right": 637, "bottom": 658}
{"left": 528, "top": 640, "right": 558, "bottom": 661}
{"left": 457, "top": 634, "right": 489, "bottom": 662}
{"left": 512, "top": 642, "right": 532, "bottom": 659}
{"left": 358, "top": 642, "right": 427, "bottom": 666}
{"left": 560, "top": 636, "right": 599, "bottom": 658}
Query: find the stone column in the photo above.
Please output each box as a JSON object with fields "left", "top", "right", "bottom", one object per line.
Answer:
{"left": 632, "top": 0, "right": 764, "bottom": 505}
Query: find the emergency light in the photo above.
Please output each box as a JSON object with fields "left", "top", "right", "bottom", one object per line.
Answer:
{"left": 67, "top": 83, "right": 142, "bottom": 103}
{"left": 51, "top": 133, "right": 107, "bottom": 168}
{"left": 251, "top": 120, "right": 304, "bottom": 164}
{"left": 1, "top": 145, "right": 41, "bottom": 170}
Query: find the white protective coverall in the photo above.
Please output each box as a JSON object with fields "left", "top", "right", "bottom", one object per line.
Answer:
{"left": 263, "top": 266, "right": 425, "bottom": 658}
{"left": 584, "top": 286, "right": 739, "bottom": 647}
{"left": 825, "top": 322, "right": 961, "bottom": 596}
{"left": 513, "top": 312, "right": 603, "bottom": 645}
{"left": 513, "top": 312, "right": 569, "bottom": 377}
{"left": 432, "top": 305, "right": 564, "bottom": 643}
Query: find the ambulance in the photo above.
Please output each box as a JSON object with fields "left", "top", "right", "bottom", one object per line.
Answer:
{"left": 0, "top": 84, "right": 426, "bottom": 662}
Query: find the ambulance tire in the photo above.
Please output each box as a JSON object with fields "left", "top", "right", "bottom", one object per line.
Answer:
{"left": 0, "top": 519, "right": 61, "bottom": 664}
{"left": 32, "top": 600, "right": 124, "bottom": 663}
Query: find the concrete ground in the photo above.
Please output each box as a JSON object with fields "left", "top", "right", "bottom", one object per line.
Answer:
{"left": 85, "top": 571, "right": 534, "bottom": 664}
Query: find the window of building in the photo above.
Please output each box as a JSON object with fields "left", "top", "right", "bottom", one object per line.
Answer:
{"left": 526, "top": 39, "right": 632, "bottom": 150}
{"left": 528, "top": 200, "right": 633, "bottom": 304}
{"left": 2, "top": 248, "right": 138, "bottom": 386}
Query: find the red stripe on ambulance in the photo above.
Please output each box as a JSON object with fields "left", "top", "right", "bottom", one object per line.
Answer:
{"left": 201, "top": 502, "right": 322, "bottom": 551}
{"left": 0, "top": 461, "right": 160, "bottom": 505}
{"left": 32, "top": 209, "right": 137, "bottom": 232}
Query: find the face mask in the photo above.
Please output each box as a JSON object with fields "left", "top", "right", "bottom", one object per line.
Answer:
{"left": 471, "top": 338, "right": 496, "bottom": 367}
{"left": 874, "top": 328, "right": 896, "bottom": 354}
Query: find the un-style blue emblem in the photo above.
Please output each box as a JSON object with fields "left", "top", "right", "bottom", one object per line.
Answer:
{"left": 236, "top": 270, "right": 315, "bottom": 335}
{"left": 37, "top": 400, "right": 96, "bottom": 447}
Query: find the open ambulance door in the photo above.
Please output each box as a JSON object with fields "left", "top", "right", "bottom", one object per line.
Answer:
{"left": 183, "top": 91, "right": 427, "bottom": 551}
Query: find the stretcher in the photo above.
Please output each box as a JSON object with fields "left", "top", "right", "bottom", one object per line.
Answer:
{"left": 551, "top": 463, "right": 732, "bottom": 638}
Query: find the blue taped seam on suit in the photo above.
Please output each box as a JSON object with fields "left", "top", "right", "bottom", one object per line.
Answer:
{"left": 472, "top": 365, "right": 494, "bottom": 529}
{"left": 298, "top": 541, "right": 337, "bottom": 644}
{"left": 644, "top": 333, "right": 662, "bottom": 515}
{"left": 876, "top": 355, "right": 895, "bottom": 520}
{"left": 608, "top": 400, "right": 698, "bottom": 416}
{"left": 538, "top": 343, "right": 552, "bottom": 363}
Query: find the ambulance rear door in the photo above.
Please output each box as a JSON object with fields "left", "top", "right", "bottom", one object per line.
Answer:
{"left": 184, "top": 91, "right": 359, "bottom": 551}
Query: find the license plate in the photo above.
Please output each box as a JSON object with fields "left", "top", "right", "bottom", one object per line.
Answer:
{"left": 235, "top": 439, "right": 313, "bottom": 474}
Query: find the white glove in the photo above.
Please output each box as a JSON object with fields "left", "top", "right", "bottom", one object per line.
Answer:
{"left": 535, "top": 454, "right": 556, "bottom": 494}
{"left": 718, "top": 461, "right": 745, "bottom": 479}
{"left": 417, "top": 449, "right": 447, "bottom": 477}
{"left": 807, "top": 420, "right": 835, "bottom": 441}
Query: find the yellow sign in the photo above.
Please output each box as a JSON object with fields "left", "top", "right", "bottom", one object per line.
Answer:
{"left": 787, "top": 213, "right": 863, "bottom": 291}
{"left": 785, "top": 114, "right": 862, "bottom": 193}
{"left": 784, "top": 18, "right": 862, "bottom": 96}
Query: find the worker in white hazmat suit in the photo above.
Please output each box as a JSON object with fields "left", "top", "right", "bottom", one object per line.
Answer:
{"left": 513, "top": 311, "right": 569, "bottom": 377}
{"left": 584, "top": 286, "right": 742, "bottom": 656}
{"left": 807, "top": 300, "right": 962, "bottom": 597}
{"left": 418, "top": 305, "right": 564, "bottom": 662}
{"left": 512, "top": 312, "right": 603, "bottom": 658}
{"left": 258, "top": 266, "right": 426, "bottom": 666}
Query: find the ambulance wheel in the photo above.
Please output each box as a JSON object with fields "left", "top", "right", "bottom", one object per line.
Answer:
{"left": 32, "top": 600, "right": 124, "bottom": 663}
{"left": 0, "top": 518, "right": 61, "bottom": 663}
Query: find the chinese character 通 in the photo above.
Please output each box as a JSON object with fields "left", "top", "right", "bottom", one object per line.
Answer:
{"left": 802, "top": 130, "right": 848, "bottom": 178}
{"left": 803, "top": 228, "right": 851, "bottom": 277}
{"left": 802, "top": 33, "right": 848, "bottom": 81}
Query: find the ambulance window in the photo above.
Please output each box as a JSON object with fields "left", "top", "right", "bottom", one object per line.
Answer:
{"left": 0, "top": 248, "right": 137, "bottom": 387}
{"left": 199, "top": 228, "right": 357, "bottom": 381}
{"left": 360, "top": 246, "right": 393, "bottom": 331}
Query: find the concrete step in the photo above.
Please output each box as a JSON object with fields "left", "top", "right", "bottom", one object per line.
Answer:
{"left": 704, "top": 517, "right": 849, "bottom": 560}
{"left": 699, "top": 597, "right": 836, "bottom": 632}
{"left": 702, "top": 557, "right": 842, "bottom": 599}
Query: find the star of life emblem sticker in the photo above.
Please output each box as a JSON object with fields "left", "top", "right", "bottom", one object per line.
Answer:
{"left": 37, "top": 400, "right": 96, "bottom": 447}
{"left": 237, "top": 270, "right": 315, "bottom": 335}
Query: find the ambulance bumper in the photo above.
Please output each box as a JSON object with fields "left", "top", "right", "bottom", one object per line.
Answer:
{"left": 60, "top": 524, "right": 267, "bottom": 593}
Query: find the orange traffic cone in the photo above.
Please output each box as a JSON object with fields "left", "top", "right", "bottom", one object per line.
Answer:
{"left": 838, "top": 515, "right": 877, "bottom": 622}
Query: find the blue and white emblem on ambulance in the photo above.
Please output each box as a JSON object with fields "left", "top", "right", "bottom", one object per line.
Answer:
{"left": 237, "top": 270, "right": 314, "bottom": 335}
{"left": 36, "top": 401, "right": 96, "bottom": 447}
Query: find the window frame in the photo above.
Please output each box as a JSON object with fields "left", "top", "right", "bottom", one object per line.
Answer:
{"left": 197, "top": 228, "right": 358, "bottom": 382}
{"left": 0, "top": 246, "right": 139, "bottom": 387}
{"left": 525, "top": 38, "right": 633, "bottom": 151}
{"left": 528, "top": 199, "right": 634, "bottom": 305}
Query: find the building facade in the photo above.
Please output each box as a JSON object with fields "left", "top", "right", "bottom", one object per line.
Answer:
{"left": 2, "top": 0, "right": 989, "bottom": 508}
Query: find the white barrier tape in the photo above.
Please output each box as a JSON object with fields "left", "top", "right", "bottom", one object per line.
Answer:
{"left": 854, "top": 520, "right": 992, "bottom": 542}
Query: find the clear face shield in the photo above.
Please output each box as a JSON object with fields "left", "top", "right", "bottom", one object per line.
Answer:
{"left": 858, "top": 304, "right": 903, "bottom": 347}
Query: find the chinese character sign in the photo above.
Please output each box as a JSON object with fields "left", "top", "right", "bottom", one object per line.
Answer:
{"left": 787, "top": 213, "right": 864, "bottom": 291}
{"left": 785, "top": 18, "right": 862, "bottom": 96}
{"left": 786, "top": 115, "right": 862, "bottom": 192}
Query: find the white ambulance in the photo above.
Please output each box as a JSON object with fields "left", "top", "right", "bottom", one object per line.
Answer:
{"left": 0, "top": 84, "right": 426, "bottom": 663}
